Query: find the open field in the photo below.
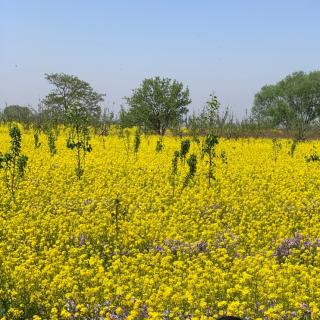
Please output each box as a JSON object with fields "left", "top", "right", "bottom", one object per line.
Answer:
{"left": 1, "top": 127, "right": 320, "bottom": 319}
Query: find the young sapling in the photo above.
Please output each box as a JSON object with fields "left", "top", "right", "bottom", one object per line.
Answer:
{"left": 0, "top": 126, "right": 28, "bottom": 199}
{"left": 179, "top": 139, "right": 190, "bottom": 163}
{"left": 203, "top": 134, "right": 219, "bottom": 187}
{"left": 183, "top": 154, "right": 197, "bottom": 189}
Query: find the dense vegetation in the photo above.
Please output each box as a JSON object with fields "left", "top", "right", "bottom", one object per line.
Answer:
{"left": 1, "top": 70, "right": 320, "bottom": 319}
{"left": 1, "top": 126, "right": 320, "bottom": 319}
{"left": 2, "top": 71, "right": 320, "bottom": 140}
{"left": 252, "top": 71, "right": 320, "bottom": 140}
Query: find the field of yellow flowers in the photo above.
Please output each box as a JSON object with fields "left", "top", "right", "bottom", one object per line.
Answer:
{"left": 1, "top": 126, "right": 320, "bottom": 319}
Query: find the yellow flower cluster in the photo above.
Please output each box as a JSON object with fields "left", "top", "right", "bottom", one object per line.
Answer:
{"left": 1, "top": 127, "right": 320, "bottom": 319}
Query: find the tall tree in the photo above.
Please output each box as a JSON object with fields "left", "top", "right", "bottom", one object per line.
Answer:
{"left": 42, "top": 73, "right": 104, "bottom": 125}
{"left": 252, "top": 71, "right": 320, "bottom": 139}
{"left": 43, "top": 73, "right": 105, "bottom": 177}
{"left": 123, "top": 77, "right": 191, "bottom": 135}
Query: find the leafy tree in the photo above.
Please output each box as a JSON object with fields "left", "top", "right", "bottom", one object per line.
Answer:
{"left": 205, "top": 93, "right": 220, "bottom": 130}
{"left": 37, "top": 101, "right": 64, "bottom": 128}
{"left": 43, "top": 73, "right": 104, "bottom": 125}
{"left": 43, "top": 73, "right": 105, "bottom": 178}
{"left": 252, "top": 71, "right": 320, "bottom": 140}
{"left": 124, "top": 77, "right": 191, "bottom": 135}
{"left": 2, "top": 105, "right": 34, "bottom": 127}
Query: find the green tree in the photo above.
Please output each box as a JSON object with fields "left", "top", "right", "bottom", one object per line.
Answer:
{"left": 2, "top": 105, "right": 34, "bottom": 127}
{"left": 205, "top": 93, "right": 220, "bottom": 130}
{"left": 252, "top": 71, "right": 320, "bottom": 140}
{"left": 43, "top": 73, "right": 105, "bottom": 178}
{"left": 187, "top": 93, "right": 229, "bottom": 137}
{"left": 43, "top": 73, "right": 104, "bottom": 125}
{"left": 123, "top": 77, "right": 191, "bottom": 135}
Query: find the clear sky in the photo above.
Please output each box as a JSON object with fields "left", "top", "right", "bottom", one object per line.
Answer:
{"left": 1, "top": 0, "right": 319, "bottom": 118}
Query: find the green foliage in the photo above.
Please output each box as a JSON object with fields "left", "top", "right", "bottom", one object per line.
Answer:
{"left": 203, "top": 134, "right": 219, "bottom": 187}
{"left": 171, "top": 151, "right": 180, "bottom": 176}
{"left": 116, "top": 125, "right": 125, "bottom": 139}
{"left": 43, "top": 73, "right": 104, "bottom": 126}
{"left": 134, "top": 128, "right": 141, "bottom": 156}
{"left": 99, "top": 108, "right": 115, "bottom": 148}
{"left": 33, "top": 130, "right": 41, "bottom": 149}
{"left": 179, "top": 139, "right": 190, "bottom": 162}
{"left": 305, "top": 146, "right": 320, "bottom": 163}
{"left": 0, "top": 126, "right": 28, "bottom": 199}
{"left": 124, "top": 77, "right": 191, "bottom": 135}
{"left": 2, "top": 105, "right": 34, "bottom": 127}
{"left": 206, "top": 93, "right": 220, "bottom": 130}
{"left": 17, "top": 155, "right": 28, "bottom": 177}
{"left": 187, "top": 154, "right": 197, "bottom": 177}
{"left": 187, "top": 112, "right": 207, "bottom": 141}
{"left": 183, "top": 154, "right": 197, "bottom": 188}
{"left": 289, "top": 139, "right": 298, "bottom": 158}
{"left": 47, "top": 130, "right": 57, "bottom": 156}
{"left": 155, "top": 138, "right": 164, "bottom": 152}
{"left": 170, "top": 150, "right": 180, "bottom": 196}
{"left": 252, "top": 71, "right": 320, "bottom": 140}
{"left": 67, "top": 127, "right": 92, "bottom": 178}
{"left": 220, "top": 150, "right": 228, "bottom": 164}
{"left": 186, "top": 93, "right": 230, "bottom": 137}
{"left": 203, "top": 134, "right": 219, "bottom": 155}
{"left": 43, "top": 73, "right": 104, "bottom": 178}
{"left": 122, "top": 129, "right": 131, "bottom": 159}
{"left": 272, "top": 138, "right": 282, "bottom": 162}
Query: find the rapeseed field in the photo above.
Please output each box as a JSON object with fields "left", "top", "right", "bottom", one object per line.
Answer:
{"left": 1, "top": 126, "right": 320, "bottom": 319}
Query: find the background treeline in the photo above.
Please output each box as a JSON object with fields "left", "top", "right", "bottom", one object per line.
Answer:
{"left": 1, "top": 70, "right": 320, "bottom": 140}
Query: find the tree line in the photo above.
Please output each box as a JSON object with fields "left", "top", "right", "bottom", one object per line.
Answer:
{"left": 1, "top": 71, "right": 320, "bottom": 140}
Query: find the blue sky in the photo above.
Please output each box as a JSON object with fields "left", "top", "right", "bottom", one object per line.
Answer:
{"left": 1, "top": 0, "right": 319, "bottom": 118}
